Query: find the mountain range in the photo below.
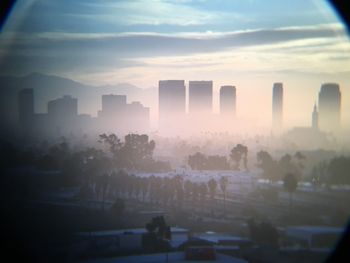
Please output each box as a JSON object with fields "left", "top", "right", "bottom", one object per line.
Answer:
{"left": 0, "top": 73, "right": 157, "bottom": 126}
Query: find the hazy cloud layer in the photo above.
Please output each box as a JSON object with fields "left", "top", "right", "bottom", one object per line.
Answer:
{"left": 0, "top": 24, "right": 347, "bottom": 75}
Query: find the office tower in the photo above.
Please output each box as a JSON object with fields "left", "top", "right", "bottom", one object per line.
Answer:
{"left": 97, "top": 94, "right": 150, "bottom": 133}
{"left": 98, "top": 94, "right": 127, "bottom": 131}
{"left": 48, "top": 95, "right": 78, "bottom": 135}
{"left": 272, "top": 82, "right": 283, "bottom": 129}
{"left": 188, "top": 81, "right": 213, "bottom": 114}
{"left": 127, "top": 101, "right": 150, "bottom": 131}
{"left": 318, "top": 83, "right": 341, "bottom": 131}
{"left": 101, "top": 94, "right": 127, "bottom": 116}
{"left": 158, "top": 80, "right": 186, "bottom": 120}
{"left": 48, "top": 95, "right": 78, "bottom": 120}
{"left": 312, "top": 103, "right": 318, "bottom": 130}
{"left": 18, "top": 88, "right": 34, "bottom": 129}
{"left": 220, "top": 85, "right": 236, "bottom": 116}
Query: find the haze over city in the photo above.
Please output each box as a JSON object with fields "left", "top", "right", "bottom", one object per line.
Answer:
{"left": 1, "top": 1, "right": 350, "bottom": 263}
{"left": 1, "top": 0, "right": 350, "bottom": 130}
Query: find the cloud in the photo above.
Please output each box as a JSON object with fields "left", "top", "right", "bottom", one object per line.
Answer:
{"left": 0, "top": 23, "right": 348, "bottom": 76}
{"left": 2, "top": 23, "right": 346, "bottom": 54}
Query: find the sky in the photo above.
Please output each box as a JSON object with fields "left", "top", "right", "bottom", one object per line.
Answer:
{"left": 0, "top": 0, "right": 350, "bottom": 130}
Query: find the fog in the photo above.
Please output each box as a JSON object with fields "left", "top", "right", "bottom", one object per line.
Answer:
{"left": 1, "top": 1, "right": 350, "bottom": 262}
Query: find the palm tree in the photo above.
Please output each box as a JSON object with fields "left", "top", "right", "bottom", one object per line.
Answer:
{"left": 230, "top": 146, "right": 242, "bottom": 170}
{"left": 257, "top": 150, "right": 278, "bottom": 182}
{"left": 230, "top": 144, "right": 248, "bottom": 171}
{"left": 199, "top": 182, "right": 208, "bottom": 203}
{"left": 219, "top": 176, "right": 229, "bottom": 215}
{"left": 283, "top": 173, "right": 298, "bottom": 214}
{"left": 207, "top": 178, "right": 217, "bottom": 202}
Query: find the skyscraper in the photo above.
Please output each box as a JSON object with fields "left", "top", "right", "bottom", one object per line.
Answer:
{"left": 48, "top": 95, "right": 78, "bottom": 120}
{"left": 18, "top": 88, "right": 34, "bottom": 129}
{"left": 272, "top": 82, "right": 283, "bottom": 130}
{"left": 48, "top": 95, "right": 78, "bottom": 134}
{"left": 220, "top": 85, "right": 236, "bottom": 116}
{"left": 318, "top": 83, "right": 341, "bottom": 132}
{"left": 158, "top": 80, "right": 186, "bottom": 120}
{"left": 312, "top": 103, "right": 318, "bottom": 130}
{"left": 188, "top": 81, "right": 213, "bottom": 114}
{"left": 98, "top": 94, "right": 149, "bottom": 133}
{"left": 100, "top": 94, "right": 127, "bottom": 118}
{"left": 158, "top": 80, "right": 186, "bottom": 134}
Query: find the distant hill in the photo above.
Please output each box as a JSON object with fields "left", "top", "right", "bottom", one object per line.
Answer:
{"left": 0, "top": 73, "right": 157, "bottom": 128}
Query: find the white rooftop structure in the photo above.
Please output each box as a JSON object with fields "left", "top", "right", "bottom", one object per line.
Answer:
{"left": 284, "top": 226, "right": 344, "bottom": 251}
{"left": 193, "top": 232, "right": 251, "bottom": 245}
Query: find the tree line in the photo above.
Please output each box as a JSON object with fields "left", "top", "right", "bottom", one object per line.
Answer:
{"left": 188, "top": 143, "right": 248, "bottom": 171}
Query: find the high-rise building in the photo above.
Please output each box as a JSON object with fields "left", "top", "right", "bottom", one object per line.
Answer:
{"left": 97, "top": 94, "right": 149, "bottom": 133}
{"left": 48, "top": 95, "right": 78, "bottom": 120}
{"left": 312, "top": 103, "right": 318, "bottom": 130}
{"left": 318, "top": 83, "right": 341, "bottom": 131}
{"left": 158, "top": 80, "right": 186, "bottom": 119}
{"left": 127, "top": 101, "right": 150, "bottom": 131}
{"left": 102, "top": 94, "right": 126, "bottom": 114}
{"left": 220, "top": 85, "right": 236, "bottom": 116}
{"left": 101, "top": 94, "right": 127, "bottom": 115}
{"left": 18, "top": 88, "right": 34, "bottom": 129}
{"left": 272, "top": 82, "right": 283, "bottom": 129}
{"left": 188, "top": 81, "right": 213, "bottom": 114}
{"left": 48, "top": 95, "right": 78, "bottom": 134}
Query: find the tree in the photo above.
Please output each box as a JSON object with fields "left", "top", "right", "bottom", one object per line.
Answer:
{"left": 283, "top": 173, "right": 298, "bottom": 213}
{"left": 230, "top": 145, "right": 242, "bottom": 170}
{"left": 207, "top": 178, "right": 217, "bottom": 202}
{"left": 110, "top": 198, "right": 125, "bottom": 217}
{"left": 310, "top": 161, "right": 328, "bottom": 188}
{"left": 199, "top": 182, "right": 208, "bottom": 203}
{"left": 257, "top": 150, "right": 279, "bottom": 182}
{"left": 122, "top": 134, "right": 156, "bottom": 169}
{"left": 230, "top": 144, "right": 248, "bottom": 171}
{"left": 144, "top": 216, "right": 171, "bottom": 252}
{"left": 328, "top": 156, "right": 350, "bottom": 185}
{"left": 184, "top": 180, "right": 193, "bottom": 201}
{"left": 219, "top": 176, "right": 229, "bottom": 215}
{"left": 188, "top": 152, "right": 206, "bottom": 170}
{"left": 247, "top": 218, "right": 279, "bottom": 247}
{"left": 99, "top": 133, "right": 123, "bottom": 159}
{"left": 99, "top": 133, "right": 157, "bottom": 171}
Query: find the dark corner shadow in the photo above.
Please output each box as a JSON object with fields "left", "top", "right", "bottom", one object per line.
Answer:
{"left": 329, "top": 0, "right": 350, "bottom": 33}
{"left": 0, "top": 0, "right": 16, "bottom": 31}
{"left": 326, "top": 220, "right": 350, "bottom": 262}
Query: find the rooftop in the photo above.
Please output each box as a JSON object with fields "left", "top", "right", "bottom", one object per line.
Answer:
{"left": 82, "top": 251, "right": 248, "bottom": 263}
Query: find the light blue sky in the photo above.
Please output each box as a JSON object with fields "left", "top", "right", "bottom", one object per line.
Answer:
{"left": 5, "top": 0, "right": 340, "bottom": 33}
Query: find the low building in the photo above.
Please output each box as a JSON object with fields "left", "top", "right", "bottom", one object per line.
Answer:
{"left": 75, "top": 227, "right": 189, "bottom": 256}
{"left": 282, "top": 226, "right": 344, "bottom": 252}
{"left": 81, "top": 250, "right": 248, "bottom": 263}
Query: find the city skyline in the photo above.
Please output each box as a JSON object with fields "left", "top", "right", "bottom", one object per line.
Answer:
{"left": 16, "top": 78, "right": 344, "bottom": 137}
{"left": 0, "top": 1, "right": 350, "bottom": 130}
{"left": 1, "top": 3, "right": 350, "bottom": 262}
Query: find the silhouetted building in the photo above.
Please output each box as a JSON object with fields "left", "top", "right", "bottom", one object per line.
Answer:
{"left": 18, "top": 88, "right": 34, "bottom": 130}
{"left": 158, "top": 80, "right": 186, "bottom": 133}
{"left": 318, "top": 83, "right": 341, "bottom": 132}
{"left": 97, "top": 94, "right": 149, "bottom": 134}
{"left": 189, "top": 81, "right": 213, "bottom": 114}
{"left": 272, "top": 83, "right": 283, "bottom": 130}
{"left": 127, "top": 101, "right": 150, "bottom": 132}
{"left": 48, "top": 95, "right": 78, "bottom": 135}
{"left": 312, "top": 103, "right": 318, "bottom": 130}
{"left": 48, "top": 95, "right": 78, "bottom": 119}
{"left": 101, "top": 94, "right": 127, "bottom": 116}
{"left": 159, "top": 80, "right": 186, "bottom": 117}
{"left": 220, "top": 85, "right": 236, "bottom": 116}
